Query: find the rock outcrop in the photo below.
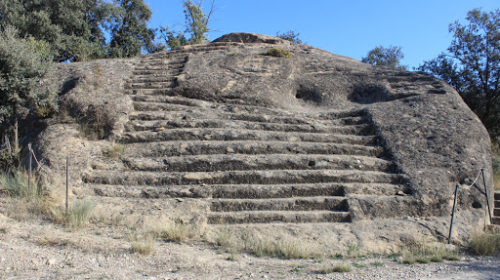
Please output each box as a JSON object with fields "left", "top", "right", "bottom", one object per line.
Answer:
{"left": 34, "top": 33, "right": 493, "bottom": 248}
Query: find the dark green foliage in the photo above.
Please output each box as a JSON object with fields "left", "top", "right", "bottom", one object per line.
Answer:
{"left": 0, "top": 0, "right": 158, "bottom": 60}
{"left": 108, "top": 0, "right": 156, "bottom": 58}
{"left": 77, "top": 105, "right": 114, "bottom": 140}
{"left": 276, "top": 30, "right": 303, "bottom": 44}
{"left": 0, "top": 27, "right": 56, "bottom": 149}
{"left": 0, "top": 149, "right": 19, "bottom": 171}
{"left": 362, "top": 46, "right": 406, "bottom": 70}
{"left": 157, "top": 26, "right": 188, "bottom": 50}
{"left": 419, "top": 9, "right": 500, "bottom": 138}
{"left": 0, "top": 0, "right": 114, "bottom": 62}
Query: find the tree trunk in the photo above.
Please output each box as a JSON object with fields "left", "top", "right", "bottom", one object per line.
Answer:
{"left": 12, "top": 103, "right": 18, "bottom": 152}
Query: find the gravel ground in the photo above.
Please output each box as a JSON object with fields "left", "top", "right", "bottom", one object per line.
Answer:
{"left": 0, "top": 201, "right": 498, "bottom": 280}
{"left": 1, "top": 231, "right": 498, "bottom": 280}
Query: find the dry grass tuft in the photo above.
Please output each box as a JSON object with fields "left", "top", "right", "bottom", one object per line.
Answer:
{"left": 144, "top": 216, "right": 192, "bottom": 243}
{"left": 318, "top": 263, "right": 352, "bottom": 274}
{"left": 0, "top": 169, "right": 41, "bottom": 200}
{"left": 400, "top": 239, "right": 460, "bottom": 265}
{"left": 469, "top": 231, "right": 500, "bottom": 256}
{"left": 36, "top": 237, "right": 79, "bottom": 248}
{"left": 214, "top": 229, "right": 320, "bottom": 259}
{"left": 130, "top": 234, "right": 155, "bottom": 255}
{"left": 102, "top": 142, "right": 124, "bottom": 159}
{"left": 50, "top": 200, "right": 95, "bottom": 228}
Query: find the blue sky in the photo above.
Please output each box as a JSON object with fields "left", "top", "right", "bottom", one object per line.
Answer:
{"left": 145, "top": 0, "right": 498, "bottom": 69}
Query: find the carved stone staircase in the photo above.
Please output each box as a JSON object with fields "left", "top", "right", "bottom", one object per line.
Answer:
{"left": 83, "top": 44, "right": 411, "bottom": 224}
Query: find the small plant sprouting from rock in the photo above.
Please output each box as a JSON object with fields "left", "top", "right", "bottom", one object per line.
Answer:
{"left": 102, "top": 142, "right": 124, "bottom": 159}
{"left": 262, "top": 47, "right": 293, "bottom": 58}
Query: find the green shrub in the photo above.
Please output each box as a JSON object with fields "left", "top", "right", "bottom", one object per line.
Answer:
{"left": 262, "top": 48, "right": 293, "bottom": 58}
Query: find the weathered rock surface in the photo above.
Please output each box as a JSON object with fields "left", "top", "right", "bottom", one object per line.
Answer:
{"left": 33, "top": 33, "right": 493, "bottom": 247}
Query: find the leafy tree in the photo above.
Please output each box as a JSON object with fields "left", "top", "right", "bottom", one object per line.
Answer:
{"left": 276, "top": 30, "right": 303, "bottom": 44}
{"left": 156, "top": 0, "right": 213, "bottom": 50}
{"left": 108, "top": 0, "right": 156, "bottom": 58}
{"left": 0, "top": 27, "right": 56, "bottom": 151}
{"left": 419, "top": 9, "right": 500, "bottom": 138}
{"left": 183, "top": 0, "right": 213, "bottom": 44}
{"left": 157, "top": 26, "right": 188, "bottom": 50}
{"left": 0, "top": 0, "right": 114, "bottom": 62}
{"left": 362, "top": 45, "right": 406, "bottom": 70}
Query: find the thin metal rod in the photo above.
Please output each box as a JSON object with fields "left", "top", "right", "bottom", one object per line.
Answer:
{"left": 66, "top": 156, "right": 69, "bottom": 216}
{"left": 448, "top": 184, "right": 459, "bottom": 244}
{"left": 481, "top": 168, "right": 492, "bottom": 224}
{"left": 28, "top": 143, "right": 32, "bottom": 196}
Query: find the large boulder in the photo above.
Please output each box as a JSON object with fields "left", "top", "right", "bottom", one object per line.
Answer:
{"left": 32, "top": 33, "right": 493, "bottom": 249}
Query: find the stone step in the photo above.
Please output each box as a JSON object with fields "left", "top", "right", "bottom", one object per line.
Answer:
{"left": 127, "top": 82, "right": 175, "bottom": 89}
{"left": 210, "top": 196, "right": 348, "bottom": 212}
{"left": 494, "top": 192, "right": 500, "bottom": 200}
{"left": 495, "top": 200, "right": 500, "bottom": 208}
{"left": 129, "top": 110, "right": 368, "bottom": 126}
{"left": 125, "top": 119, "right": 373, "bottom": 135}
{"left": 146, "top": 46, "right": 231, "bottom": 58}
{"left": 127, "top": 76, "right": 176, "bottom": 83}
{"left": 126, "top": 89, "right": 174, "bottom": 96}
{"left": 122, "top": 140, "right": 383, "bottom": 157}
{"left": 130, "top": 96, "right": 210, "bottom": 107}
{"left": 83, "top": 169, "right": 405, "bottom": 186}
{"left": 132, "top": 69, "right": 183, "bottom": 76}
{"left": 134, "top": 66, "right": 169, "bottom": 71}
{"left": 130, "top": 100, "right": 365, "bottom": 122}
{"left": 207, "top": 210, "right": 351, "bottom": 224}
{"left": 140, "top": 60, "right": 186, "bottom": 67}
{"left": 348, "top": 194, "right": 418, "bottom": 219}
{"left": 80, "top": 195, "right": 201, "bottom": 217}
{"left": 120, "top": 128, "right": 377, "bottom": 144}
{"left": 89, "top": 182, "right": 404, "bottom": 199}
{"left": 494, "top": 208, "right": 500, "bottom": 216}
{"left": 492, "top": 217, "right": 500, "bottom": 225}
{"left": 114, "top": 154, "right": 396, "bottom": 173}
